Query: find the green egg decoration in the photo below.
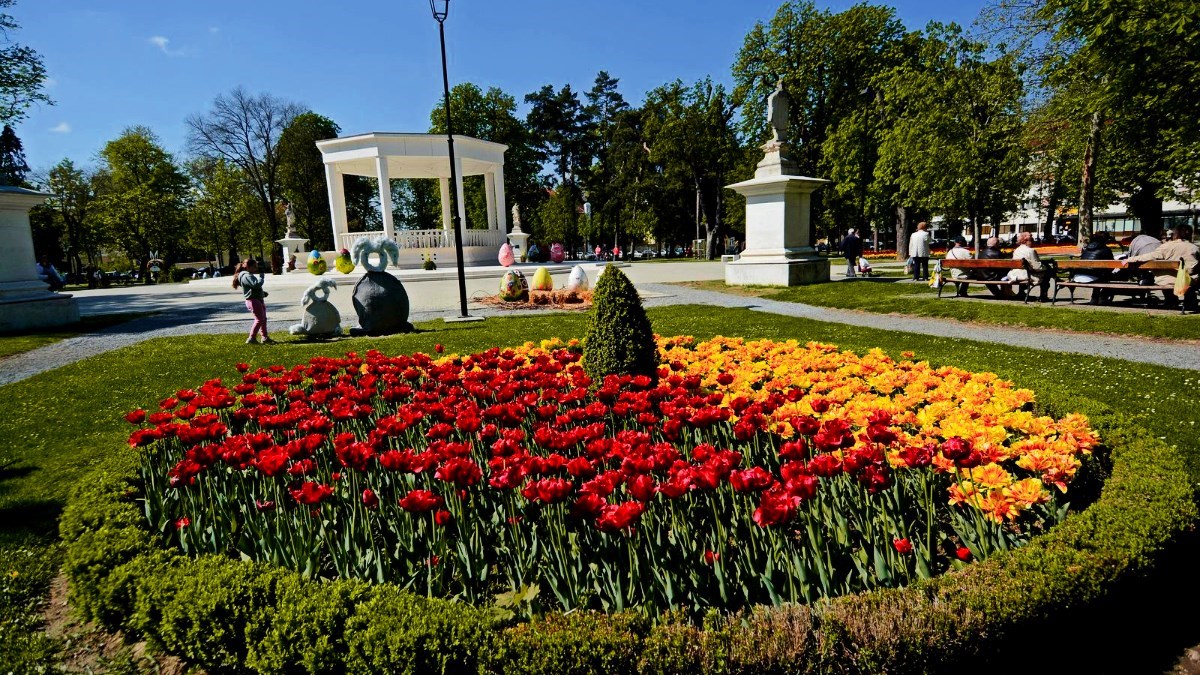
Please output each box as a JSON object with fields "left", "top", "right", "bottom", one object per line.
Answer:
{"left": 499, "top": 269, "right": 529, "bottom": 302}
{"left": 307, "top": 250, "right": 328, "bottom": 275}
{"left": 531, "top": 266, "right": 554, "bottom": 291}
{"left": 335, "top": 248, "right": 355, "bottom": 274}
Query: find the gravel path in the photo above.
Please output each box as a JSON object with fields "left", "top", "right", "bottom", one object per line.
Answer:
{"left": 2, "top": 283, "right": 1197, "bottom": 387}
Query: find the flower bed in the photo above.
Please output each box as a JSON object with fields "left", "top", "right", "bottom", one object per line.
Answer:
{"left": 126, "top": 337, "right": 1096, "bottom": 614}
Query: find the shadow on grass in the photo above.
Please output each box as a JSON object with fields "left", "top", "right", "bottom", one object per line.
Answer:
{"left": 0, "top": 498, "right": 62, "bottom": 542}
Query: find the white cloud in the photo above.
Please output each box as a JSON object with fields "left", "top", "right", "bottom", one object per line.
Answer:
{"left": 209, "top": 26, "right": 220, "bottom": 34}
{"left": 44, "top": 77, "right": 58, "bottom": 88}
{"left": 148, "top": 35, "right": 186, "bottom": 56}
{"left": 50, "top": 122, "right": 71, "bottom": 134}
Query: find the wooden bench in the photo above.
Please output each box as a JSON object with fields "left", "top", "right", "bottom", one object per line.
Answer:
{"left": 935, "top": 259, "right": 1039, "bottom": 302}
{"left": 1051, "top": 259, "right": 1185, "bottom": 312}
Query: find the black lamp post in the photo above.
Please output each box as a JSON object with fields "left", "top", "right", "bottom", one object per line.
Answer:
{"left": 431, "top": 0, "right": 471, "bottom": 319}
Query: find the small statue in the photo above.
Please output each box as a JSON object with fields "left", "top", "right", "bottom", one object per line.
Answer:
{"left": 290, "top": 279, "right": 342, "bottom": 338}
{"left": 282, "top": 199, "right": 299, "bottom": 239}
{"left": 511, "top": 204, "right": 522, "bottom": 231}
{"left": 767, "top": 79, "right": 789, "bottom": 144}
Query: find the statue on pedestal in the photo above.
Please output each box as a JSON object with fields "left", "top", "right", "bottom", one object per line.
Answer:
{"left": 767, "top": 79, "right": 790, "bottom": 144}
{"left": 282, "top": 199, "right": 299, "bottom": 239}
{"left": 511, "top": 204, "right": 523, "bottom": 232}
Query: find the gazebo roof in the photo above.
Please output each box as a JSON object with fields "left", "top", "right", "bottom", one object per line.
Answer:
{"left": 316, "top": 132, "right": 507, "bottom": 179}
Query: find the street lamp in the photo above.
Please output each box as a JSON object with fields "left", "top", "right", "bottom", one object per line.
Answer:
{"left": 430, "top": 0, "right": 477, "bottom": 321}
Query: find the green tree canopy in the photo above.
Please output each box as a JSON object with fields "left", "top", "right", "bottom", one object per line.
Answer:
{"left": 277, "top": 111, "right": 340, "bottom": 250}
{"left": 0, "top": 0, "right": 52, "bottom": 124}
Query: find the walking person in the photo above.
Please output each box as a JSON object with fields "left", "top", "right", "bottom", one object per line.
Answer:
{"left": 232, "top": 257, "right": 274, "bottom": 344}
{"left": 841, "top": 228, "right": 862, "bottom": 279}
{"left": 908, "top": 222, "right": 931, "bottom": 281}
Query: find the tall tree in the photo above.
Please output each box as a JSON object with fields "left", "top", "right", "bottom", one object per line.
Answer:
{"left": 429, "top": 83, "right": 543, "bottom": 231}
{"left": 525, "top": 84, "right": 587, "bottom": 186}
{"left": 732, "top": 1, "right": 910, "bottom": 244}
{"left": 0, "top": 0, "right": 52, "bottom": 124}
{"left": 0, "top": 122, "right": 28, "bottom": 185}
{"left": 43, "top": 158, "right": 102, "bottom": 274}
{"left": 642, "top": 78, "right": 743, "bottom": 258}
{"left": 188, "top": 158, "right": 258, "bottom": 266}
{"left": 872, "top": 25, "right": 1029, "bottom": 255}
{"left": 277, "top": 111, "right": 340, "bottom": 250}
{"left": 94, "top": 127, "right": 189, "bottom": 270}
{"left": 185, "top": 87, "right": 303, "bottom": 270}
{"left": 985, "top": 0, "right": 1200, "bottom": 237}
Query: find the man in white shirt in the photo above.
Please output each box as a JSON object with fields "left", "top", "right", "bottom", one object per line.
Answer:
{"left": 944, "top": 236, "right": 973, "bottom": 296}
{"left": 908, "top": 222, "right": 931, "bottom": 281}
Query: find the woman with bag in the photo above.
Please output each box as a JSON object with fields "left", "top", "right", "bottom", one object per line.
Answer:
{"left": 908, "top": 222, "right": 931, "bottom": 281}
{"left": 232, "top": 257, "right": 275, "bottom": 344}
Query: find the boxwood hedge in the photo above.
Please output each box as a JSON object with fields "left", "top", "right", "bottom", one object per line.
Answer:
{"left": 60, "top": 384, "right": 1196, "bottom": 674}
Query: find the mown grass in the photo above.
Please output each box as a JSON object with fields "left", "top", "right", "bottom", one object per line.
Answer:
{"left": 1, "top": 305, "right": 1198, "bottom": 672}
{"left": 0, "top": 313, "right": 156, "bottom": 360}
{"left": 683, "top": 278, "right": 1200, "bottom": 341}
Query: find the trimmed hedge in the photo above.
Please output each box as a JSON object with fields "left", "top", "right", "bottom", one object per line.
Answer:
{"left": 61, "top": 384, "right": 1196, "bottom": 673}
{"left": 582, "top": 265, "right": 658, "bottom": 380}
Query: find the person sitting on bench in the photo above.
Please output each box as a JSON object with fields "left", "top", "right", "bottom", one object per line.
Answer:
{"left": 1005, "top": 232, "right": 1050, "bottom": 302}
{"left": 944, "top": 236, "right": 972, "bottom": 297}
{"left": 1124, "top": 224, "right": 1199, "bottom": 309}
{"left": 1074, "top": 232, "right": 1115, "bottom": 305}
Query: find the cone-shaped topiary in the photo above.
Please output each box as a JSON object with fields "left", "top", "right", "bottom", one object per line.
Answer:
{"left": 583, "top": 265, "right": 657, "bottom": 380}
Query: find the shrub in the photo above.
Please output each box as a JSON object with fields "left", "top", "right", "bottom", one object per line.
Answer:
{"left": 582, "top": 266, "right": 657, "bottom": 380}
{"left": 59, "top": 354, "right": 1197, "bottom": 674}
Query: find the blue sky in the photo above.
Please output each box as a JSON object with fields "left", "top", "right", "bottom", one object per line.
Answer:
{"left": 13, "top": 0, "right": 988, "bottom": 173}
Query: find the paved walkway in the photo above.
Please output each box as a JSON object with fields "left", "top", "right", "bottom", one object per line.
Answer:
{"left": 2, "top": 262, "right": 1197, "bottom": 386}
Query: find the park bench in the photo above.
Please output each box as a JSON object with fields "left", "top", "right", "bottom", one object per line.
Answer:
{"left": 935, "top": 259, "right": 1039, "bottom": 302}
{"left": 1051, "top": 259, "right": 1185, "bottom": 313}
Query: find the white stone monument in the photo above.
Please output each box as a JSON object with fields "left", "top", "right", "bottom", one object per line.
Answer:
{"left": 0, "top": 186, "right": 80, "bottom": 331}
{"left": 725, "top": 81, "right": 830, "bottom": 286}
{"left": 507, "top": 204, "right": 530, "bottom": 261}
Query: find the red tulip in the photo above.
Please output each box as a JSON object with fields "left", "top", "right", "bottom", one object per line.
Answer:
{"left": 399, "top": 489, "right": 443, "bottom": 513}
{"left": 893, "top": 538, "right": 914, "bottom": 555}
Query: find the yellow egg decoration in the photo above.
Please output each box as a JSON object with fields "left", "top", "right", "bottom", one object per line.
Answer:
{"left": 335, "top": 248, "right": 355, "bottom": 274}
{"left": 531, "top": 266, "right": 554, "bottom": 291}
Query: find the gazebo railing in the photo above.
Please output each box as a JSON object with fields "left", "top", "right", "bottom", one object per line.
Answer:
{"left": 337, "top": 228, "right": 507, "bottom": 252}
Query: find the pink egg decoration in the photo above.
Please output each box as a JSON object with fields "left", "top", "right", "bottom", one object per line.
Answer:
{"left": 549, "top": 243, "right": 565, "bottom": 263}
{"left": 498, "top": 243, "right": 515, "bottom": 267}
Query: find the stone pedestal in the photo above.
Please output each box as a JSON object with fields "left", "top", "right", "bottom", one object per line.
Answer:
{"left": 277, "top": 236, "right": 309, "bottom": 274}
{"left": 0, "top": 186, "right": 80, "bottom": 332}
{"left": 507, "top": 225, "right": 530, "bottom": 262}
{"left": 725, "top": 142, "right": 830, "bottom": 286}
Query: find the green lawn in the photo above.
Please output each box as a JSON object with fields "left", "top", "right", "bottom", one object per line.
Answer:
{"left": 2, "top": 306, "right": 1199, "bottom": 671}
{"left": 0, "top": 313, "right": 155, "bottom": 360}
{"left": 683, "top": 278, "right": 1200, "bottom": 341}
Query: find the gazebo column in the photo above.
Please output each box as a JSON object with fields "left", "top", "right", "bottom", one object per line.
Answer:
{"left": 454, "top": 157, "right": 468, "bottom": 241}
{"left": 324, "top": 164, "right": 348, "bottom": 249}
{"left": 494, "top": 164, "right": 508, "bottom": 231}
{"left": 374, "top": 157, "right": 395, "bottom": 241}
{"left": 484, "top": 172, "right": 497, "bottom": 231}
{"left": 439, "top": 178, "right": 452, "bottom": 232}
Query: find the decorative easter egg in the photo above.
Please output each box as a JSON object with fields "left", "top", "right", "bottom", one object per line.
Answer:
{"left": 498, "top": 243, "right": 515, "bottom": 267}
{"left": 531, "top": 266, "right": 554, "bottom": 291}
{"left": 566, "top": 265, "right": 589, "bottom": 292}
{"left": 549, "top": 243, "right": 565, "bottom": 263}
{"left": 499, "top": 269, "right": 529, "bottom": 302}
{"left": 335, "top": 248, "right": 355, "bottom": 274}
{"left": 307, "top": 250, "right": 327, "bottom": 275}
{"left": 527, "top": 243, "right": 542, "bottom": 263}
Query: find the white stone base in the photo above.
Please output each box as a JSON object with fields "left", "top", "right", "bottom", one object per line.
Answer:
{"left": 0, "top": 291, "right": 80, "bottom": 332}
{"left": 725, "top": 256, "right": 829, "bottom": 286}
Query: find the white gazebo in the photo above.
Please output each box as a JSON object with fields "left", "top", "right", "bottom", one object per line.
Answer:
{"left": 316, "top": 132, "right": 509, "bottom": 267}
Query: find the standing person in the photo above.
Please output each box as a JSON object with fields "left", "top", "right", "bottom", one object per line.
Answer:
{"left": 945, "top": 236, "right": 973, "bottom": 297}
{"left": 232, "top": 257, "right": 274, "bottom": 344}
{"left": 1007, "top": 232, "right": 1051, "bottom": 301}
{"left": 908, "top": 222, "right": 931, "bottom": 281}
{"left": 840, "top": 228, "right": 862, "bottom": 279}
